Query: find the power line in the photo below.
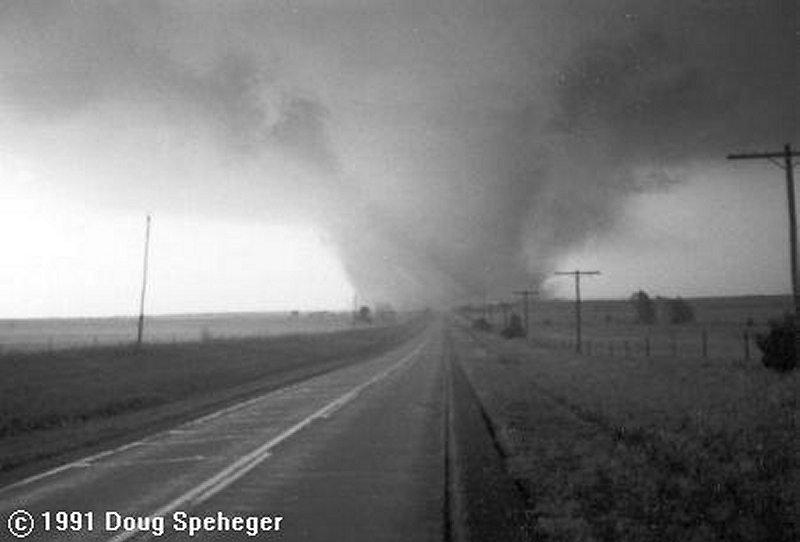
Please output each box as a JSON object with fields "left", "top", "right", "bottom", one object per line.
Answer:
{"left": 554, "top": 270, "right": 600, "bottom": 353}
{"left": 728, "top": 143, "right": 799, "bottom": 361}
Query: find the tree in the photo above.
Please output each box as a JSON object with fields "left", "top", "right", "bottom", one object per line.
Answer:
{"left": 630, "top": 290, "right": 657, "bottom": 324}
{"left": 664, "top": 297, "right": 695, "bottom": 324}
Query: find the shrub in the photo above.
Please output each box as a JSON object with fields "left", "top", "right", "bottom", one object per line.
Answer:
{"left": 664, "top": 297, "right": 695, "bottom": 324}
{"left": 756, "top": 315, "right": 797, "bottom": 372}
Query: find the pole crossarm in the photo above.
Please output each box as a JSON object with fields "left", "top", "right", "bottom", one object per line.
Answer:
{"left": 727, "top": 151, "right": 800, "bottom": 160}
{"left": 554, "top": 271, "right": 601, "bottom": 276}
{"left": 727, "top": 144, "right": 800, "bottom": 171}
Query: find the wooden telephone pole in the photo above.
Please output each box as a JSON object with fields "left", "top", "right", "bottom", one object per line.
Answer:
{"left": 136, "top": 215, "right": 151, "bottom": 348}
{"left": 728, "top": 143, "right": 799, "bottom": 360}
{"left": 554, "top": 270, "right": 600, "bottom": 353}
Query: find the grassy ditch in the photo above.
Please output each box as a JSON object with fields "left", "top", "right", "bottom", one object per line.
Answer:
{"left": 452, "top": 322, "right": 797, "bottom": 542}
{"left": 0, "top": 319, "right": 426, "bottom": 482}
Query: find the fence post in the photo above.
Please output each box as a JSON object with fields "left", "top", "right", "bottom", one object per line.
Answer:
{"left": 645, "top": 336, "right": 650, "bottom": 357}
{"left": 671, "top": 333, "right": 678, "bottom": 357}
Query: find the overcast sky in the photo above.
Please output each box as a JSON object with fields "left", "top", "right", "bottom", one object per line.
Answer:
{"left": 0, "top": 0, "right": 796, "bottom": 317}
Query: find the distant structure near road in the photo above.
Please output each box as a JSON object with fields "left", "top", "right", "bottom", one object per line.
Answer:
{"left": 354, "top": 305, "right": 372, "bottom": 324}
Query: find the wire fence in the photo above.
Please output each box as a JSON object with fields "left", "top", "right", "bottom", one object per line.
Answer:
{"left": 465, "top": 313, "right": 766, "bottom": 362}
{"left": 530, "top": 327, "right": 759, "bottom": 361}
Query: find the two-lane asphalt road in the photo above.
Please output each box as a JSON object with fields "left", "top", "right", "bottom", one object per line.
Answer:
{"left": 0, "top": 325, "right": 448, "bottom": 541}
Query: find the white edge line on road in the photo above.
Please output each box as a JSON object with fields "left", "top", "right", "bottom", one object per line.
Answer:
{"left": 0, "top": 391, "right": 293, "bottom": 496}
{"left": 0, "top": 440, "right": 149, "bottom": 493}
{"left": 0, "top": 340, "right": 421, "bottom": 496}
{"left": 103, "top": 340, "right": 427, "bottom": 542}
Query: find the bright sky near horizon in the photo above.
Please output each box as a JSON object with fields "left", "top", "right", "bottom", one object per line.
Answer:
{"left": 0, "top": 172, "right": 355, "bottom": 317}
{"left": 0, "top": 142, "right": 789, "bottom": 318}
{"left": 546, "top": 167, "right": 791, "bottom": 301}
{"left": 0, "top": 1, "right": 795, "bottom": 317}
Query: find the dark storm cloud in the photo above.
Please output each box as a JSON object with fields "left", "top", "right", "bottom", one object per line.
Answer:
{"left": 0, "top": 1, "right": 335, "bottom": 166}
{"left": 0, "top": 0, "right": 794, "bottom": 307}
{"left": 509, "top": 0, "right": 797, "bottom": 287}
{"left": 554, "top": 0, "right": 797, "bottom": 161}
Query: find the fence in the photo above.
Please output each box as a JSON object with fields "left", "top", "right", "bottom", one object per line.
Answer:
{"left": 462, "top": 314, "right": 765, "bottom": 362}
{"left": 526, "top": 326, "right": 761, "bottom": 361}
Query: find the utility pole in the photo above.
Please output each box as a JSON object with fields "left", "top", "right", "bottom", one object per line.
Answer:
{"left": 554, "top": 270, "right": 600, "bottom": 353}
{"left": 728, "top": 144, "right": 799, "bottom": 361}
{"left": 513, "top": 289, "right": 537, "bottom": 338}
{"left": 136, "top": 215, "right": 151, "bottom": 348}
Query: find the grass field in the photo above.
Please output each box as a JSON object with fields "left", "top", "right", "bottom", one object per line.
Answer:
{"left": 452, "top": 309, "right": 797, "bottom": 542}
{"left": 474, "top": 295, "right": 793, "bottom": 361}
{"left": 0, "top": 311, "right": 361, "bottom": 353}
{"left": 0, "top": 318, "right": 425, "bottom": 483}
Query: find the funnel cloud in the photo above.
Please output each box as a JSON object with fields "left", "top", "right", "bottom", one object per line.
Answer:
{"left": 0, "top": 0, "right": 795, "bottom": 308}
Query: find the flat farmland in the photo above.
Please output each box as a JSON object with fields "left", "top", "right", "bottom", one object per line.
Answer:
{"left": 481, "top": 295, "right": 793, "bottom": 360}
{"left": 0, "top": 318, "right": 425, "bottom": 484}
{"left": 451, "top": 308, "right": 798, "bottom": 542}
{"left": 0, "top": 311, "right": 362, "bottom": 353}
